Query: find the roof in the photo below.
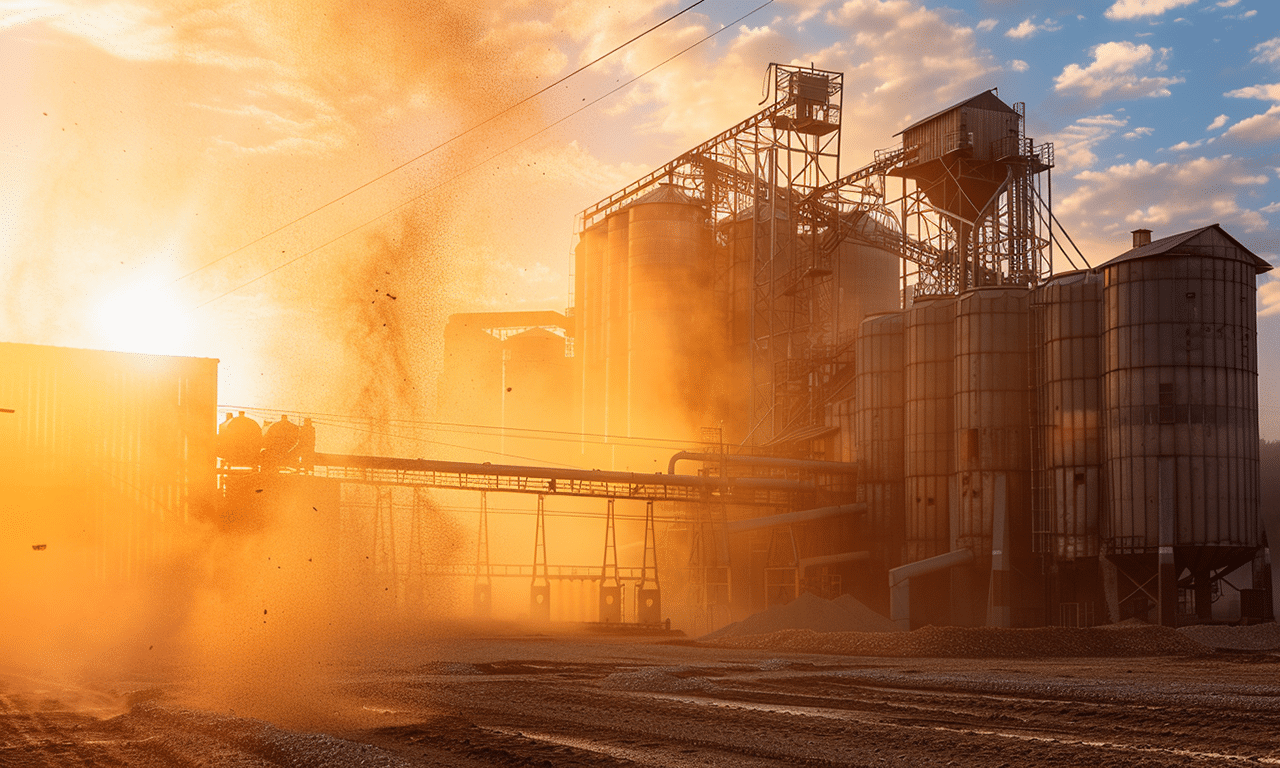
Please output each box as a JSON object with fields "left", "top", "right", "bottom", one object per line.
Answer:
{"left": 1095, "top": 224, "right": 1272, "bottom": 274}
{"left": 894, "top": 89, "right": 1014, "bottom": 137}
{"left": 629, "top": 183, "right": 699, "bottom": 207}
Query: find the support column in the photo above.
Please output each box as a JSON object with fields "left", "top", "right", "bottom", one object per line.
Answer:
{"left": 1157, "top": 458, "right": 1178, "bottom": 627}
{"left": 987, "top": 473, "right": 1011, "bottom": 627}
{"left": 530, "top": 494, "right": 550, "bottom": 620}
{"left": 637, "top": 500, "right": 661, "bottom": 624}
{"left": 599, "top": 499, "right": 622, "bottom": 623}
{"left": 474, "top": 490, "right": 491, "bottom": 617}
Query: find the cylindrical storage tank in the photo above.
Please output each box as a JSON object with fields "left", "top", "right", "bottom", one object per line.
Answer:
{"left": 953, "top": 287, "right": 1032, "bottom": 560}
{"left": 856, "top": 312, "right": 906, "bottom": 569}
{"left": 1031, "top": 271, "right": 1103, "bottom": 561}
{"left": 625, "top": 185, "right": 716, "bottom": 441}
{"left": 837, "top": 212, "right": 902, "bottom": 342}
{"left": 605, "top": 211, "right": 630, "bottom": 438}
{"left": 904, "top": 296, "right": 956, "bottom": 562}
{"left": 1102, "top": 247, "right": 1264, "bottom": 575}
{"left": 578, "top": 222, "right": 609, "bottom": 437}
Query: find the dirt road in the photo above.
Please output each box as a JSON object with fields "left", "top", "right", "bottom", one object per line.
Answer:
{"left": 3, "top": 627, "right": 1278, "bottom": 767}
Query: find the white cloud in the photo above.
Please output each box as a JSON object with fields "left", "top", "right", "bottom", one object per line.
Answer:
{"left": 1104, "top": 0, "right": 1197, "bottom": 20}
{"left": 1059, "top": 157, "right": 1274, "bottom": 267}
{"left": 1005, "top": 16, "right": 1061, "bottom": 39}
{"left": 1228, "top": 83, "right": 1280, "bottom": 101}
{"left": 977, "top": 18, "right": 998, "bottom": 32}
{"left": 1217, "top": 0, "right": 1241, "bottom": 6}
{"left": 1260, "top": 277, "right": 1280, "bottom": 318}
{"left": 1225, "top": 104, "right": 1280, "bottom": 141}
{"left": 1207, "top": 114, "right": 1230, "bottom": 130}
{"left": 1226, "top": 10, "right": 1258, "bottom": 19}
{"left": 1054, "top": 42, "right": 1184, "bottom": 99}
{"left": 1044, "top": 113, "right": 1129, "bottom": 171}
{"left": 1252, "top": 38, "right": 1280, "bottom": 66}
{"left": 1010, "top": 59, "right": 1030, "bottom": 72}
{"left": 1262, "top": 201, "right": 1280, "bottom": 213}
{"left": 1165, "top": 139, "right": 1205, "bottom": 151}
{"left": 1124, "top": 126, "right": 1154, "bottom": 138}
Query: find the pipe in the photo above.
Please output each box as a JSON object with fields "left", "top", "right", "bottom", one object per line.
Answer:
{"left": 889, "top": 549, "right": 974, "bottom": 631}
{"left": 312, "top": 452, "right": 812, "bottom": 493}
{"left": 799, "top": 551, "right": 871, "bottom": 570}
{"left": 724, "top": 503, "right": 867, "bottom": 535}
{"left": 667, "top": 451, "right": 859, "bottom": 476}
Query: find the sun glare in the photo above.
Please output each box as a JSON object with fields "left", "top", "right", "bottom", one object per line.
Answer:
{"left": 93, "top": 280, "right": 193, "bottom": 357}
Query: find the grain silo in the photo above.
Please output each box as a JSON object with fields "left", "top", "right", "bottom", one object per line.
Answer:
{"left": 901, "top": 296, "right": 957, "bottom": 626}
{"left": 1030, "top": 270, "right": 1104, "bottom": 626}
{"left": 626, "top": 185, "right": 716, "bottom": 441}
{"left": 574, "top": 222, "right": 609, "bottom": 437}
{"left": 855, "top": 312, "right": 906, "bottom": 576}
{"left": 953, "top": 286, "right": 1034, "bottom": 627}
{"left": 605, "top": 210, "right": 631, "bottom": 439}
{"left": 835, "top": 212, "right": 903, "bottom": 341}
{"left": 1100, "top": 225, "right": 1271, "bottom": 626}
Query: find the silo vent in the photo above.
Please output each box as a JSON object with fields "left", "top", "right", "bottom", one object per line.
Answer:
{"left": 1131, "top": 229, "right": 1152, "bottom": 248}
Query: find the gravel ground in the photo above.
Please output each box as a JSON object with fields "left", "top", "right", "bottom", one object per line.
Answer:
{"left": 1179, "top": 621, "right": 1280, "bottom": 651}
{"left": 3, "top": 624, "right": 1280, "bottom": 766}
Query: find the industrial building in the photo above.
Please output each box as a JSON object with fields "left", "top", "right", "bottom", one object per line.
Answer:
{"left": 7, "top": 64, "right": 1269, "bottom": 633}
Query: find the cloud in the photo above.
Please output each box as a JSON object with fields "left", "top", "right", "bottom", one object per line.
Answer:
{"left": 1044, "top": 114, "right": 1129, "bottom": 171}
{"left": 1124, "top": 126, "right": 1154, "bottom": 138}
{"left": 1226, "top": 10, "right": 1258, "bottom": 19}
{"left": 1165, "top": 139, "right": 1205, "bottom": 151}
{"left": 1207, "top": 114, "right": 1230, "bottom": 130}
{"left": 1005, "top": 16, "right": 1061, "bottom": 39}
{"left": 1225, "top": 104, "right": 1280, "bottom": 141}
{"left": 1058, "top": 157, "right": 1274, "bottom": 269}
{"left": 1217, "top": 0, "right": 1241, "bottom": 6}
{"left": 1260, "top": 277, "right": 1280, "bottom": 318}
{"left": 1251, "top": 38, "right": 1280, "bottom": 66}
{"left": 1263, "top": 202, "right": 1280, "bottom": 213}
{"left": 977, "top": 18, "right": 998, "bottom": 32}
{"left": 1104, "top": 0, "right": 1197, "bottom": 20}
{"left": 1228, "top": 83, "right": 1280, "bottom": 101}
{"left": 1054, "top": 41, "right": 1184, "bottom": 99}
{"left": 1010, "top": 59, "right": 1030, "bottom": 72}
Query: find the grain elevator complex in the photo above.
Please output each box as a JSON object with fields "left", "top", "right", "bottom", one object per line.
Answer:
{"left": 6, "top": 63, "right": 1273, "bottom": 634}
{"left": 547, "top": 64, "right": 1273, "bottom": 629}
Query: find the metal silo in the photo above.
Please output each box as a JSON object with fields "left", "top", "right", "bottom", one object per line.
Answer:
{"left": 1101, "top": 225, "right": 1271, "bottom": 625}
{"left": 577, "top": 222, "right": 609, "bottom": 437}
{"left": 837, "top": 212, "right": 903, "bottom": 342}
{"left": 904, "top": 297, "right": 956, "bottom": 562}
{"left": 1031, "top": 270, "right": 1104, "bottom": 626}
{"left": 625, "top": 185, "right": 715, "bottom": 441}
{"left": 605, "top": 210, "right": 630, "bottom": 439}
{"left": 953, "top": 286, "right": 1033, "bottom": 626}
{"left": 856, "top": 312, "right": 906, "bottom": 571}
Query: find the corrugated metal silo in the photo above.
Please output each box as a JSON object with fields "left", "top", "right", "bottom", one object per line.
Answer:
{"left": 856, "top": 312, "right": 906, "bottom": 569}
{"left": 904, "top": 296, "right": 956, "bottom": 562}
{"left": 1031, "top": 271, "right": 1103, "bottom": 561}
{"left": 836, "top": 212, "right": 902, "bottom": 342}
{"left": 578, "top": 222, "right": 609, "bottom": 437}
{"left": 1100, "top": 225, "right": 1271, "bottom": 623}
{"left": 626, "top": 185, "right": 715, "bottom": 441}
{"left": 953, "top": 286, "right": 1033, "bottom": 625}
{"left": 605, "top": 211, "right": 630, "bottom": 437}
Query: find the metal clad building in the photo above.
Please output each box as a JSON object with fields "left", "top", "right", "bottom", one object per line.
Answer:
{"left": 0, "top": 342, "right": 217, "bottom": 580}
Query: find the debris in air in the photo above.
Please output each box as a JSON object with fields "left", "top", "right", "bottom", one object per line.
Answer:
{"left": 31, "top": 544, "right": 47, "bottom": 551}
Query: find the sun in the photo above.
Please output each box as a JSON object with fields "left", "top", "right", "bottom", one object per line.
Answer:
{"left": 93, "top": 279, "right": 193, "bottom": 357}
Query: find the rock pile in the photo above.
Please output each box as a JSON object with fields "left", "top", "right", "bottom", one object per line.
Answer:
{"left": 702, "top": 592, "right": 899, "bottom": 640}
{"left": 703, "top": 624, "right": 1213, "bottom": 658}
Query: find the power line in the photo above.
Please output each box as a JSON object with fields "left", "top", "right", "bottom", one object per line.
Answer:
{"left": 195, "top": 0, "right": 775, "bottom": 309}
{"left": 174, "top": 0, "right": 711, "bottom": 287}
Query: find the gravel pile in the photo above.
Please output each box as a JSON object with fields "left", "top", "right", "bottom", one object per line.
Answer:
{"left": 600, "top": 667, "right": 714, "bottom": 693}
{"left": 1179, "top": 622, "right": 1280, "bottom": 651}
{"left": 704, "top": 624, "right": 1213, "bottom": 658}
{"left": 702, "top": 592, "right": 899, "bottom": 640}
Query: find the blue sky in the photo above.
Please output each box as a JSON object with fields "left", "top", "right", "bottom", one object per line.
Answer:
{"left": 1, "top": 0, "right": 1277, "bottom": 437}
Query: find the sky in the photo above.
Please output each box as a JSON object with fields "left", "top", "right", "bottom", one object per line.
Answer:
{"left": 1, "top": 0, "right": 1278, "bottom": 441}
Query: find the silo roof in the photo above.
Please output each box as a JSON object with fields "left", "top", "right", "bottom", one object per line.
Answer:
{"left": 628, "top": 183, "right": 699, "bottom": 207}
{"left": 1095, "top": 223, "right": 1272, "bottom": 274}
{"left": 894, "top": 89, "right": 1014, "bottom": 137}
